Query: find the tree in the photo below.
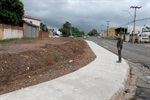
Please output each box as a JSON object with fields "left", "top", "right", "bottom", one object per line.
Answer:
{"left": 88, "top": 29, "right": 99, "bottom": 36}
{"left": 59, "top": 22, "right": 71, "bottom": 37}
{"left": 120, "top": 31, "right": 125, "bottom": 41}
{"left": 40, "top": 23, "right": 48, "bottom": 32}
{"left": 0, "top": 0, "right": 24, "bottom": 26}
{"left": 72, "top": 27, "right": 84, "bottom": 37}
{"left": 59, "top": 21, "right": 84, "bottom": 37}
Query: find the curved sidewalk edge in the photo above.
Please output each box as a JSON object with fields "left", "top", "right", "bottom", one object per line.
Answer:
{"left": 0, "top": 40, "right": 129, "bottom": 100}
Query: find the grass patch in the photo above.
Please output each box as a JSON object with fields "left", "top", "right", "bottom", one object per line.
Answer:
{"left": 0, "top": 38, "right": 19, "bottom": 46}
{"left": 75, "top": 36, "right": 87, "bottom": 40}
{"left": 0, "top": 38, "right": 42, "bottom": 46}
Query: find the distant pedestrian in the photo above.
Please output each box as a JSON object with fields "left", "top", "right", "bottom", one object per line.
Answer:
{"left": 116, "top": 33, "right": 123, "bottom": 63}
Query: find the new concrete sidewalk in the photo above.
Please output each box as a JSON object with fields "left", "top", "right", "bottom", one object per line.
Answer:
{"left": 0, "top": 40, "right": 129, "bottom": 100}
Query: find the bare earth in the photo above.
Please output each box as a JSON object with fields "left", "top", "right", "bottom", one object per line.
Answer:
{"left": 0, "top": 38, "right": 95, "bottom": 95}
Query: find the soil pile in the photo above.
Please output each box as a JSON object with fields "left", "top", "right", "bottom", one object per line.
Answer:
{"left": 0, "top": 38, "right": 95, "bottom": 94}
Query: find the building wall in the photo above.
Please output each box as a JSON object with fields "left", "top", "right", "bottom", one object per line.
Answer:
{"left": 0, "top": 24, "right": 4, "bottom": 40}
{"left": 103, "top": 30, "right": 107, "bottom": 38}
{"left": 23, "top": 18, "right": 40, "bottom": 27}
{"left": 23, "top": 23, "right": 28, "bottom": 37}
{"left": 104, "top": 28, "right": 116, "bottom": 39}
{"left": 125, "top": 34, "right": 130, "bottom": 42}
{"left": 127, "top": 26, "right": 143, "bottom": 34}
{"left": 0, "top": 24, "right": 23, "bottom": 40}
{"left": 23, "top": 23, "right": 39, "bottom": 38}
{"left": 39, "top": 32, "right": 49, "bottom": 38}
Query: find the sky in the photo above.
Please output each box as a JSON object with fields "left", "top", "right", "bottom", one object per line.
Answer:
{"left": 21, "top": 0, "right": 150, "bottom": 34}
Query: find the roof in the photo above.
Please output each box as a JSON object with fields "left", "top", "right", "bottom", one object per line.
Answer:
{"left": 48, "top": 28, "right": 54, "bottom": 31}
{"left": 23, "top": 21, "right": 39, "bottom": 27}
{"left": 23, "top": 15, "right": 41, "bottom": 21}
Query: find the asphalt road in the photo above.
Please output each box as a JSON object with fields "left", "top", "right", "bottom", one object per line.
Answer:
{"left": 89, "top": 37, "right": 150, "bottom": 68}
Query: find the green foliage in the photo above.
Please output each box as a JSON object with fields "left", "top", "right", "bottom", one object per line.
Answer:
{"left": 120, "top": 31, "right": 126, "bottom": 41}
{"left": 120, "top": 31, "right": 125, "bottom": 34}
{"left": 88, "top": 29, "right": 99, "bottom": 36}
{"left": 59, "top": 21, "right": 84, "bottom": 37}
{"left": 59, "top": 22, "right": 71, "bottom": 37}
{"left": 40, "top": 23, "right": 48, "bottom": 32}
{"left": 0, "top": 0, "right": 24, "bottom": 26}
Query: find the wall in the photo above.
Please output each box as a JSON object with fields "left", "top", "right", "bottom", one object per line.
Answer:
{"left": 39, "top": 32, "right": 49, "bottom": 38}
{"left": 23, "top": 18, "right": 40, "bottom": 27}
{"left": 23, "top": 22, "right": 39, "bottom": 38}
{"left": 125, "top": 34, "right": 130, "bottom": 42}
{"left": 0, "top": 24, "right": 23, "bottom": 40}
{"left": 104, "top": 28, "right": 116, "bottom": 39}
{"left": 0, "top": 24, "right": 3, "bottom": 40}
{"left": 127, "top": 26, "right": 143, "bottom": 34}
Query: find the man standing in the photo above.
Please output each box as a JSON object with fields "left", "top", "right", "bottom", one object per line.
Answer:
{"left": 116, "top": 33, "right": 123, "bottom": 63}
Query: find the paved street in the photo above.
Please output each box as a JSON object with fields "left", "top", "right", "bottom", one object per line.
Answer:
{"left": 89, "top": 37, "right": 150, "bottom": 68}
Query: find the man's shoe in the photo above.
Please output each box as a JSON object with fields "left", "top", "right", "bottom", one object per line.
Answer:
{"left": 116, "top": 61, "right": 121, "bottom": 63}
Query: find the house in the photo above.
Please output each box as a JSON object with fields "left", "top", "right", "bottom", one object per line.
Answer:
{"left": 23, "top": 21, "right": 39, "bottom": 38}
{"left": 23, "top": 15, "right": 41, "bottom": 38}
{"left": 23, "top": 15, "right": 41, "bottom": 27}
{"left": 0, "top": 15, "right": 42, "bottom": 40}
{"left": 103, "top": 25, "right": 145, "bottom": 42}
{"left": 126, "top": 26, "right": 143, "bottom": 34}
{"left": 103, "top": 28, "right": 116, "bottom": 39}
{"left": 48, "top": 28, "right": 54, "bottom": 37}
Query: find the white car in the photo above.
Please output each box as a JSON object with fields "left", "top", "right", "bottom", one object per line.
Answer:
{"left": 138, "top": 33, "right": 149, "bottom": 43}
{"left": 52, "top": 35, "right": 60, "bottom": 38}
{"left": 69, "top": 35, "right": 74, "bottom": 38}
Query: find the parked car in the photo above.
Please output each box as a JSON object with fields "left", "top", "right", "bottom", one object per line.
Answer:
{"left": 52, "top": 35, "right": 60, "bottom": 38}
{"left": 69, "top": 35, "right": 74, "bottom": 38}
{"left": 138, "top": 33, "right": 149, "bottom": 43}
{"left": 97, "top": 36, "right": 101, "bottom": 39}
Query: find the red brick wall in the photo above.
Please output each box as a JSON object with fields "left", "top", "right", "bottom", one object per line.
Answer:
{"left": 39, "top": 32, "right": 49, "bottom": 38}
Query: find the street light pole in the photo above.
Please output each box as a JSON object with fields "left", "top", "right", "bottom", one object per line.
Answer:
{"left": 106, "top": 21, "right": 109, "bottom": 39}
{"left": 69, "top": 25, "right": 72, "bottom": 36}
{"left": 101, "top": 25, "right": 104, "bottom": 37}
{"left": 122, "top": 10, "right": 133, "bottom": 19}
{"left": 130, "top": 6, "right": 141, "bottom": 43}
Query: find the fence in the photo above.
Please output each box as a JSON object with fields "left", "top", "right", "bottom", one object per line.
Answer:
{"left": 0, "top": 24, "right": 23, "bottom": 40}
{"left": 39, "top": 31, "right": 49, "bottom": 38}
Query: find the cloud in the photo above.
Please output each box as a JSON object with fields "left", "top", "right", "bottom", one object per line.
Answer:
{"left": 22, "top": 0, "right": 150, "bottom": 33}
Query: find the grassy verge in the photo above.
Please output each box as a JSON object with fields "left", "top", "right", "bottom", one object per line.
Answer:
{"left": 0, "top": 38, "right": 42, "bottom": 46}
{"left": 75, "top": 36, "right": 88, "bottom": 40}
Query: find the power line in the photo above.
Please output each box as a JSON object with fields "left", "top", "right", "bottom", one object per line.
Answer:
{"left": 138, "top": 0, "right": 150, "bottom": 7}
{"left": 135, "top": 17, "right": 150, "bottom": 22}
{"left": 119, "top": 17, "right": 150, "bottom": 27}
{"left": 139, "top": 0, "right": 149, "bottom": 5}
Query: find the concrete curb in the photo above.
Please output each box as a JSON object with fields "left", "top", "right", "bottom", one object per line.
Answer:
{"left": 111, "top": 61, "right": 130, "bottom": 100}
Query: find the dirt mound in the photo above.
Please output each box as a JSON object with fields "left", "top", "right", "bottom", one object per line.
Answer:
{"left": 0, "top": 38, "right": 95, "bottom": 94}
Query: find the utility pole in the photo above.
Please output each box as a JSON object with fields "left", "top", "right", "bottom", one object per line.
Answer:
{"left": 69, "top": 24, "right": 72, "bottom": 36}
{"left": 130, "top": 6, "right": 141, "bottom": 43}
{"left": 106, "top": 21, "right": 109, "bottom": 39}
{"left": 101, "top": 25, "right": 104, "bottom": 32}
{"left": 101, "top": 25, "right": 103, "bottom": 37}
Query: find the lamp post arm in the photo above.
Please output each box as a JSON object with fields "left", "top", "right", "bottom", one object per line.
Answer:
{"left": 123, "top": 10, "right": 134, "bottom": 19}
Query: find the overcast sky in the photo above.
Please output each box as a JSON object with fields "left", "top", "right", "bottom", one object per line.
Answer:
{"left": 22, "top": 0, "right": 150, "bottom": 33}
